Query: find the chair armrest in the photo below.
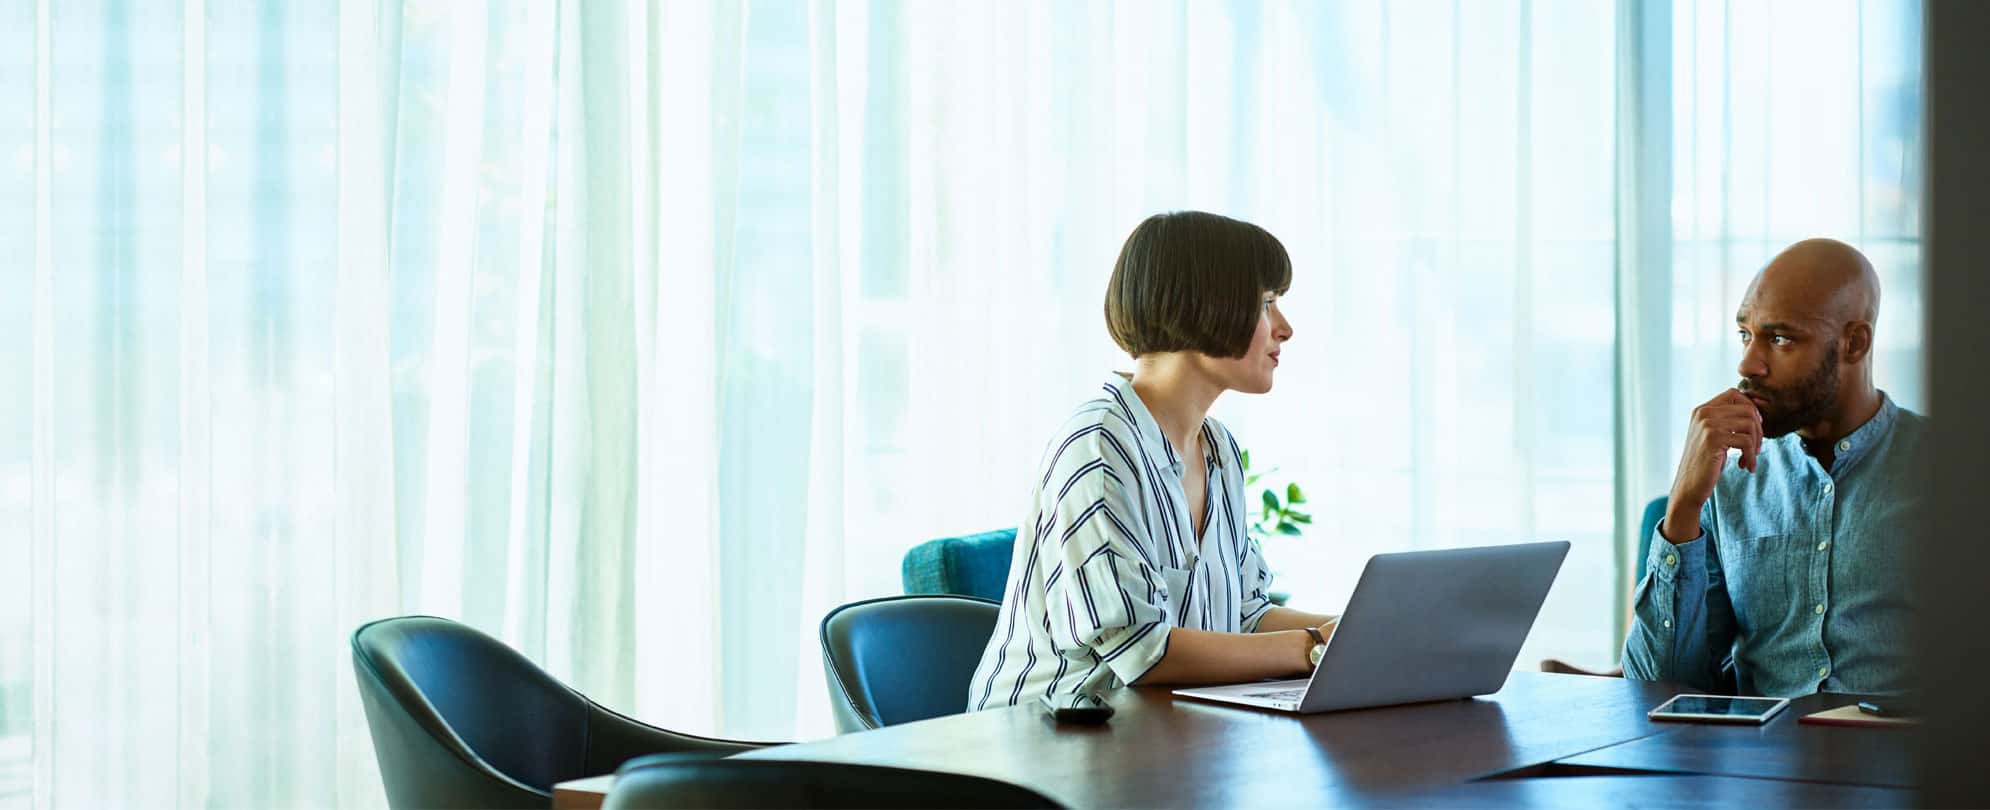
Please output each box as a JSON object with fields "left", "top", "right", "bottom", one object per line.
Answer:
{"left": 582, "top": 702, "right": 784, "bottom": 776}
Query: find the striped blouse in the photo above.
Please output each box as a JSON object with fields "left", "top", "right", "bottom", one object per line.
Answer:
{"left": 967, "top": 373, "right": 1276, "bottom": 710}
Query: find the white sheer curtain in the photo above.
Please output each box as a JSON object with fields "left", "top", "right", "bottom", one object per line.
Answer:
{"left": 1, "top": 1, "right": 728, "bottom": 805}
{"left": 0, "top": 0, "right": 1920, "bottom": 807}
{"left": 1664, "top": 0, "right": 1924, "bottom": 411}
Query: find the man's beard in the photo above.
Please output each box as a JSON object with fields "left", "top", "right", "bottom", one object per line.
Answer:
{"left": 1740, "top": 343, "right": 1840, "bottom": 438}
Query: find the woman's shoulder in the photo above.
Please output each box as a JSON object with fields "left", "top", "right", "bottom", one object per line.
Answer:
{"left": 1049, "top": 395, "right": 1141, "bottom": 449}
{"left": 1034, "top": 394, "right": 1144, "bottom": 474}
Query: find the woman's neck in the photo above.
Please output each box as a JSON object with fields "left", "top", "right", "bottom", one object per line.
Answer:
{"left": 1128, "top": 354, "right": 1222, "bottom": 457}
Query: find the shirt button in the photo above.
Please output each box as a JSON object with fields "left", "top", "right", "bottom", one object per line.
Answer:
{"left": 1837, "top": 440, "right": 1851, "bottom": 452}
{"left": 1823, "top": 482, "right": 1834, "bottom": 494}
{"left": 1818, "top": 666, "right": 1830, "bottom": 678}
{"left": 1814, "top": 603, "right": 1826, "bottom": 615}
{"left": 1817, "top": 541, "right": 1829, "bottom": 551}
{"left": 1665, "top": 553, "right": 1677, "bottom": 566}
{"left": 1663, "top": 619, "right": 1672, "bottom": 628}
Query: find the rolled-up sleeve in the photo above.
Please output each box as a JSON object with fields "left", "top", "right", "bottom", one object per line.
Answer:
{"left": 1042, "top": 442, "right": 1173, "bottom": 685}
{"left": 1623, "top": 500, "right": 1736, "bottom": 692}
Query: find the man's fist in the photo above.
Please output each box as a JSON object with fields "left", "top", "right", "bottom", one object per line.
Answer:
{"left": 1661, "top": 389, "right": 1763, "bottom": 542}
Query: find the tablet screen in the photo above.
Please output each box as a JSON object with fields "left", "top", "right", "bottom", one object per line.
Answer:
{"left": 1658, "top": 695, "right": 1784, "bottom": 718}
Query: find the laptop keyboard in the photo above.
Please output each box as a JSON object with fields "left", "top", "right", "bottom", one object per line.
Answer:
{"left": 1244, "top": 688, "right": 1305, "bottom": 702}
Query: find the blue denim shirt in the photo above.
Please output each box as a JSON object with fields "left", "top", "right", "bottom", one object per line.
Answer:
{"left": 1623, "top": 392, "right": 1927, "bottom": 697}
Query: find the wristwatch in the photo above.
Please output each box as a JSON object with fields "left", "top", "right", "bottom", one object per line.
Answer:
{"left": 1304, "top": 626, "right": 1328, "bottom": 667}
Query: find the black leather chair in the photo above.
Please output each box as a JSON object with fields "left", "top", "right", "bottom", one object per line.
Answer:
{"left": 602, "top": 754, "right": 1061, "bottom": 809}
{"left": 819, "top": 595, "right": 999, "bottom": 733}
{"left": 351, "top": 615, "right": 773, "bottom": 809}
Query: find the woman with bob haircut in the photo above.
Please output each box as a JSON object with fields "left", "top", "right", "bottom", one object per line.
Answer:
{"left": 968, "top": 211, "right": 1337, "bottom": 710}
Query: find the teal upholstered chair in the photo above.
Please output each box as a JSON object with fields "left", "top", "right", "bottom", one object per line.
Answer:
{"left": 351, "top": 616, "right": 773, "bottom": 809}
{"left": 1539, "top": 495, "right": 1668, "bottom": 677}
{"left": 901, "top": 529, "right": 1017, "bottom": 601}
{"left": 1635, "top": 495, "right": 1669, "bottom": 584}
{"left": 819, "top": 595, "right": 1001, "bottom": 733}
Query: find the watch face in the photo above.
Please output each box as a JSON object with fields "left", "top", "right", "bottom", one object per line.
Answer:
{"left": 1308, "top": 644, "right": 1325, "bottom": 666}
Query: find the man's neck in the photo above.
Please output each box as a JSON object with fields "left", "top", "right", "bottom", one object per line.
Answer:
{"left": 1797, "top": 384, "right": 1883, "bottom": 466}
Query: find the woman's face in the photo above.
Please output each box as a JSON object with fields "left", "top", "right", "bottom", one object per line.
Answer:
{"left": 1198, "top": 292, "right": 1293, "bottom": 395}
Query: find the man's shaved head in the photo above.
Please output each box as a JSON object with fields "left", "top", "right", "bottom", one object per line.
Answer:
{"left": 1742, "top": 238, "right": 1881, "bottom": 328}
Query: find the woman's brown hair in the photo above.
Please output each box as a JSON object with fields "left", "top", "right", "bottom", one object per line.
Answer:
{"left": 1104, "top": 211, "right": 1292, "bottom": 358}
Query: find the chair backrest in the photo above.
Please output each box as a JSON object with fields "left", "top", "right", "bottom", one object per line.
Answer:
{"left": 603, "top": 756, "right": 1061, "bottom": 809}
{"left": 819, "top": 595, "right": 1000, "bottom": 734}
{"left": 1636, "top": 495, "right": 1669, "bottom": 585}
{"left": 901, "top": 529, "right": 1017, "bottom": 601}
{"left": 351, "top": 616, "right": 593, "bottom": 808}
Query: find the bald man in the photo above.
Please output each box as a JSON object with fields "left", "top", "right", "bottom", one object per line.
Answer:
{"left": 1623, "top": 239, "right": 1927, "bottom": 697}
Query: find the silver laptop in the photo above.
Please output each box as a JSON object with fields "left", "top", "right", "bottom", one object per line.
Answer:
{"left": 1173, "top": 540, "right": 1570, "bottom": 713}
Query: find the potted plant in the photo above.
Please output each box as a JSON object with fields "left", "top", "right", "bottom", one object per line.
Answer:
{"left": 1241, "top": 449, "right": 1311, "bottom": 606}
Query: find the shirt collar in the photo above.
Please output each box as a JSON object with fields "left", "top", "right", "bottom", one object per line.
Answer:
{"left": 1825, "top": 391, "right": 1898, "bottom": 477}
{"left": 1105, "top": 373, "right": 1221, "bottom": 475}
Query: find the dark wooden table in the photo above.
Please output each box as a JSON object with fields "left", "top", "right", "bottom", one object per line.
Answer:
{"left": 1404, "top": 774, "right": 1911, "bottom": 808}
{"left": 1548, "top": 691, "right": 1917, "bottom": 788}
{"left": 733, "top": 672, "right": 1687, "bottom": 807}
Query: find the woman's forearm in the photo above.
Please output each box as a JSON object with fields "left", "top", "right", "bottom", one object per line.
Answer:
{"left": 1252, "top": 606, "right": 1337, "bottom": 633}
{"left": 1132, "top": 626, "right": 1314, "bottom": 686}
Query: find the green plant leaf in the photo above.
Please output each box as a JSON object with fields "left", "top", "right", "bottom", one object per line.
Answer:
{"left": 1240, "top": 449, "right": 1316, "bottom": 542}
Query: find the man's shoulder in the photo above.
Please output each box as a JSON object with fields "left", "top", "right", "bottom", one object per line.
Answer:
{"left": 1893, "top": 404, "right": 1931, "bottom": 440}
{"left": 1874, "top": 404, "right": 1933, "bottom": 486}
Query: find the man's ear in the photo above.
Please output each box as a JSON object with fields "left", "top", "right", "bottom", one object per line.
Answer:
{"left": 1843, "top": 320, "right": 1875, "bottom": 365}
